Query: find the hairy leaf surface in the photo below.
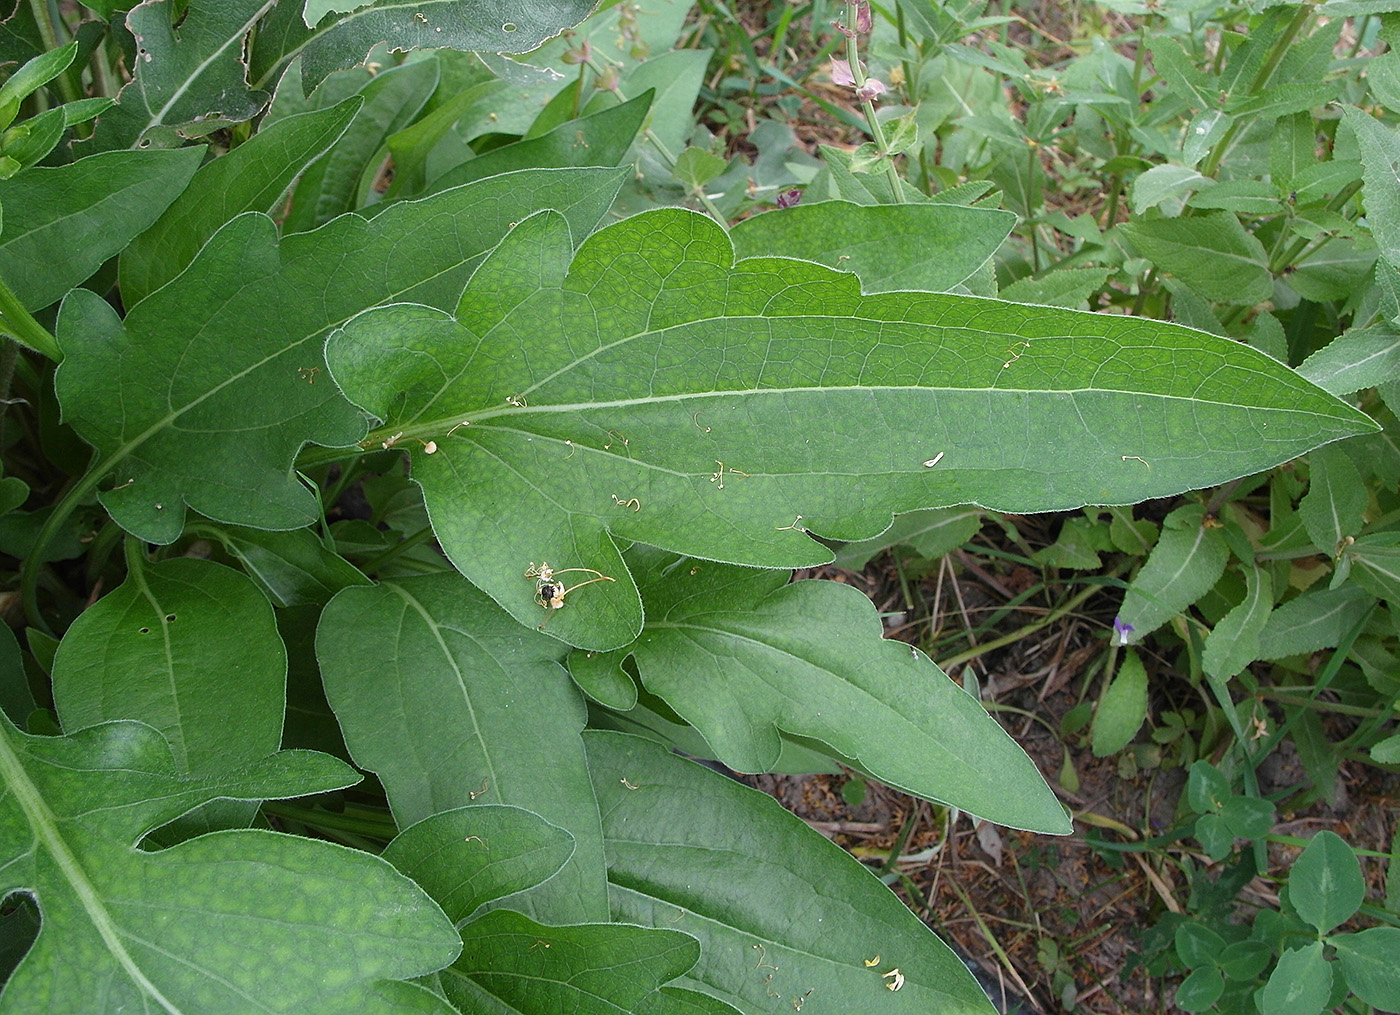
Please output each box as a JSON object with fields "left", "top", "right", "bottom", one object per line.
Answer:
{"left": 327, "top": 207, "right": 1375, "bottom": 650}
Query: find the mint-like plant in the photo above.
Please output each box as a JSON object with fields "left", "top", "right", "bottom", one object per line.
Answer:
{"left": 0, "top": 1, "right": 1387, "bottom": 1012}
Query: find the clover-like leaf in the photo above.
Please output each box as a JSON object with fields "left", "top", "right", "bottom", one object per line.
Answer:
{"left": 55, "top": 166, "right": 628, "bottom": 544}
{"left": 568, "top": 547, "right": 1069, "bottom": 833}
{"left": 585, "top": 731, "right": 997, "bottom": 1015}
{"left": 92, "top": 0, "right": 274, "bottom": 151}
{"left": 316, "top": 573, "right": 610, "bottom": 923}
{"left": 326, "top": 207, "right": 1375, "bottom": 650}
{"left": 0, "top": 716, "right": 460, "bottom": 1012}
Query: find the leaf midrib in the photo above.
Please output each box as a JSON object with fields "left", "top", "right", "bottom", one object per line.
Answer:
{"left": 0, "top": 728, "right": 186, "bottom": 1013}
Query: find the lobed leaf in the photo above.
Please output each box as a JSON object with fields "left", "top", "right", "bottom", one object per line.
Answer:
{"left": 118, "top": 96, "right": 364, "bottom": 306}
{"left": 55, "top": 166, "right": 628, "bottom": 544}
{"left": 0, "top": 716, "right": 460, "bottom": 1013}
{"left": 327, "top": 207, "right": 1373, "bottom": 650}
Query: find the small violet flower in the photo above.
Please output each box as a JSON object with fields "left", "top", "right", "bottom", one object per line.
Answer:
{"left": 1112, "top": 616, "right": 1134, "bottom": 646}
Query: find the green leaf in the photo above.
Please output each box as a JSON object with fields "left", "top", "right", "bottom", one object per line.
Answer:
{"left": 202, "top": 524, "right": 372, "bottom": 607}
{"left": 0, "top": 622, "right": 34, "bottom": 726}
{"left": 1091, "top": 648, "right": 1148, "bottom": 756}
{"left": 1342, "top": 105, "right": 1400, "bottom": 272}
{"left": 118, "top": 96, "right": 363, "bottom": 307}
{"left": 447, "top": 909, "right": 699, "bottom": 1012}
{"left": 998, "top": 267, "right": 1111, "bottom": 310}
{"left": 92, "top": 0, "right": 274, "bottom": 150}
{"left": 50, "top": 557, "right": 284, "bottom": 777}
{"left": 0, "top": 106, "right": 66, "bottom": 175}
{"left": 327, "top": 207, "right": 1374, "bottom": 651}
{"left": 1120, "top": 211, "right": 1272, "bottom": 305}
{"left": 1116, "top": 504, "right": 1230, "bottom": 643}
{"left": 585, "top": 731, "right": 997, "bottom": 1015}
{"left": 1299, "top": 323, "right": 1400, "bottom": 396}
{"left": 1220, "top": 795, "right": 1274, "bottom": 840}
{"left": 300, "top": 1, "right": 598, "bottom": 94}
{"left": 1202, "top": 564, "right": 1273, "bottom": 680}
{"left": 1344, "top": 533, "right": 1400, "bottom": 605}
{"left": 55, "top": 166, "right": 627, "bottom": 544}
{"left": 1372, "top": 732, "right": 1400, "bottom": 763}
{"left": 0, "top": 41, "right": 77, "bottom": 131}
{"left": 830, "top": 506, "right": 982, "bottom": 570}
{"left": 575, "top": 548, "right": 1069, "bottom": 833}
{"left": 730, "top": 200, "right": 1015, "bottom": 293}
{"left": 1259, "top": 942, "right": 1331, "bottom": 1015}
{"left": 382, "top": 75, "right": 510, "bottom": 199}
{"left": 1291, "top": 830, "right": 1364, "bottom": 933}
{"left": 1130, "top": 164, "right": 1213, "bottom": 214}
{"left": 316, "top": 573, "right": 609, "bottom": 922}
{"left": 1331, "top": 927, "right": 1400, "bottom": 1010}
{"left": 1175, "top": 965, "right": 1225, "bottom": 1011}
{"left": 1219, "top": 939, "right": 1271, "bottom": 981}
{"left": 0, "top": 715, "right": 459, "bottom": 1012}
{"left": 671, "top": 146, "right": 729, "bottom": 190}
{"left": 423, "top": 88, "right": 652, "bottom": 196}
{"left": 0, "top": 147, "right": 203, "bottom": 312}
{"left": 1258, "top": 584, "right": 1374, "bottom": 659}
{"left": 281, "top": 59, "right": 439, "bottom": 234}
{"left": 382, "top": 805, "right": 576, "bottom": 923}
{"left": 1298, "top": 445, "right": 1367, "bottom": 554}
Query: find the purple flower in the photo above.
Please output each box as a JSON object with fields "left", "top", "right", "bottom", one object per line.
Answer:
{"left": 1112, "top": 616, "right": 1134, "bottom": 645}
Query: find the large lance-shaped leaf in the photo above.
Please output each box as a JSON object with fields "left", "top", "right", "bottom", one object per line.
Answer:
{"left": 92, "top": 0, "right": 275, "bottom": 151}
{"left": 298, "top": 1, "right": 599, "bottom": 94}
{"left": 0, "top": 716, "right": 460, "bottom": 1013}
{"left": 326, "top": 207, "right": 1376, "bottom": 651}
{"left": 316, "top": 573, "right": 610, "bottom": 924}
{"left": 569, "top": 548, "right": 1068, "bottom": 833}
{"left": 584, "top": 731, "right": 997, "bottom": 1015}
{"left": 55, "top": 166, "right": 628, "bottom": 545}
{"left": 0, "top": 147, "right": 203, "bottom": 311}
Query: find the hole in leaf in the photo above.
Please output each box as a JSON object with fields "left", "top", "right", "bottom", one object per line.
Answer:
{"left": 164, "top": 614, "right": 176, "bottom": 623}
{"left": 502, "top": 21, "right": 516, "bottom": 31}
{"left": 138, "top": 627, "right": 150, "bottom": 634}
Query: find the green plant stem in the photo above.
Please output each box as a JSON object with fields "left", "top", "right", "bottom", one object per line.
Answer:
{"left": 0, "top": 280, "right": 62, "bottom": 362}
{"left": 844, "top": 31, "right": 905, "bottom": 204}
{"left": 1199, "top": 4, "right": 1313, "bottom": 179}
{"left": 938, "top": 580, "right": 1102, "bottom": 671}
{"left": 20, "top": 460, "right": 109, "bottom": 633}
{"left": 262, "top": 801, "right": 398, "bottom": 840}
{"left": 581, "top": 56, "right": 730, "bottom": 226}
{"left": 360, "top": 525, "right": 436, "bottom": 573}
